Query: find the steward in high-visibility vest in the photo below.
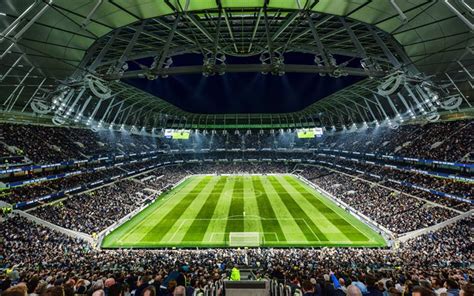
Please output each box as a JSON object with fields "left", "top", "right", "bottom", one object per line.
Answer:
{"left": 230, "top": 267, "right": 240, "bottom": 281}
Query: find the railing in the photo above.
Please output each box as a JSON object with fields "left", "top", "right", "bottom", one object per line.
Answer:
{"left": 14, "top": 210, "right": 94, "bottom": 244}
{"left": 398, "top": 210, "right": 473, "bottom": 242}
{"left": 270, "top": 280, "right": 301, "bottom": 296}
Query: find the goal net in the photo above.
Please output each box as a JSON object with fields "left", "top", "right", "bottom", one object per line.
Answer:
{"left": 228, "top": 232, "right": 261, "bottom": 247}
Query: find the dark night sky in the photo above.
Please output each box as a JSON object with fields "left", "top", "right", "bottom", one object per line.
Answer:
{"left": 125, "top": 53, "right": 364, "bottom": 114}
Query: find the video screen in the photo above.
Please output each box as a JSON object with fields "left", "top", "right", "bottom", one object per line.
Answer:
{"left": 296, "top": 127, "right": 323, "bottom": 139}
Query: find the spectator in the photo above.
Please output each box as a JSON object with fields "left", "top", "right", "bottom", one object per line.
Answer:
{"left": 446, "top": 280, "right": 460, "bottom": 296}
{"left": 348, "top": 285, "right": 363, "bottom": 296}
{"left": 1, "top": 285, "right": 27, "bottom": 296}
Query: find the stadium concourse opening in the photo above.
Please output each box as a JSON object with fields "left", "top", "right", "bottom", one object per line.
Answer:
{"left": 1, "top": 1, "right": 473, "bottom": 296}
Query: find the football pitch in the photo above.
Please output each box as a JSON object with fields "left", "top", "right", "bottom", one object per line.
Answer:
{"left": 101, "top": 175, "right": 386, "bottom": 248}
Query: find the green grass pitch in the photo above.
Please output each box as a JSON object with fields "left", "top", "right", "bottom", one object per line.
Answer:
{"left": 101, "top": 175, "right": 387, "bottom": 248}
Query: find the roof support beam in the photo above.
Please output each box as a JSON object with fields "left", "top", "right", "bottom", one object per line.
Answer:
{"left": 12, "top": 1, "right": 52, "bottom": 43}
{"left": 109, "top": 0, "right": 142, "bottom": 21}
{"left": 186, "top": 14, "right": 215, "bottom": 43}
{"left": 81, "top": 0, "right": 103, "bottom": 29}
{"left": 306, "top": 15, "right": 331, "bottom": 67}
{"left": 151, "top": 15, "right": 182, "bottom": 73}
{"left": 108, "top": 22, "right": 145, "bottom": 76}
{"left": 368, "top": 26, "right": 401, "bottom": 68}
{"left": 118, "top": 63, "right": 382, "bottom": 79}
{"left": 0, "top": 1, "right": 40, "bottom": 43}
{"left": 248, "top": 8, "right": 263, "bottom": 53}
{"left": 0, "top": 54, "right": 24, "bottom": 82}
{"left": 88, "top": 29, "right": 121, "bottom": 73}
{"left": 271, "top": 11, "right": 300, "bottom": 41}
{"left": 212, "top": 7, "right": 223, "bottom": 61}
{"left": 65, "top": 87, "right": 86, "bottom": 117}
{"left": 21, "top": 77, "right": 47, "bottom": 112}
{"left": 110, "top": 101, "right": 124, "bottom": 124}
{"left": 263, "top": 1, "right": 275, "bottom": 59}
{"left": 99, "top": 96, "right": 116, "bottom": 123}
{"left": 152, "top": 18, "right": 196, "bottom": 44}
{"left": 3, "top": 67, "right": 34, "bottom": 112}
{"left": 222, "top": 9, "right": 238, "bottom": 53}
{"left": 340, "top": 17, "right": 367, "bottom": 59}
{"left": 373, "top": 94, "right": 390, "bottom": 119}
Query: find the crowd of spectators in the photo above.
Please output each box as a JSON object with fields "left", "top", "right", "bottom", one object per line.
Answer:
{"left": 301, "top": 168, "right": 459, "bottom": 235}
{"left": 0, "top": 123, "right": 162, "bottom": 165}
{"left": 327, "top": 159, "right": 474, "bottom": 200}
{"left": 1, "top": 120, "right": 472, "bottom": 167}
{"left": 0, "top": 120, "right": 471, "bottom": 296}
{"left": 29, "top": 180, "right": 150, "bottom": 234}
{"left": 139, "top": 166, "right": 190, "bottom": 191}
{"left": 187, "top": 162, "right": 290, "bottom": 175}
{"left": 378, "top": 168, "right": 472, "bottom": 199}
{"left": 385, "top": 182, "right": 472, "bottom": 212}
{"left": 158, "top": 120, "right": 473, "bottom": 163}
{"left": 315, "top": 120, "right": 473, "bottom": 162}
{"left": 0, "top": 155, "right": 181, "bottom": 205}
{"left": 0, "top": 157, "right": 471, "bottom": 296}
{"left": 4, "top": 160, "right": 460, "bottom": 250}
{"left": 0, "top": 214, "right": 471, "bottom": 296}
{"left": 297, "top": 166, "right": 333, "bottom": 180}
{"left": 3, "top": 155, "right": 466, "bottom": 237}
{"left": 2, "top": 168, "right": 124, "bottom": 205}
{"left": 307, "top": 156, "right": 473, "bottom": 212}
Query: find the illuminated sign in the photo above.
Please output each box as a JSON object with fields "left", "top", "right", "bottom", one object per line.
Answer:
{"left": 164, "top": 129, "right": 191, "bottom": 140}
{"left": 297, "top": 127, "right": 323, "bottom": 138}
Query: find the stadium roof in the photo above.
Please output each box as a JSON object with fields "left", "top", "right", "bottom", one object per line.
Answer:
{"left": 0, "top": 0, "right": 472, "bottom": 129}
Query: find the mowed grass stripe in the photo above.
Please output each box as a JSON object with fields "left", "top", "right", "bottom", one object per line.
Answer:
{"left": 285, "top": 176, "right": 369, "bottom": 241}
{"left": 243, "top": 176, "right": 263, "bottom": 233}
{"left": 181, "top": 177, "right": 228, "bottom": 242}
{"left": 268, "top": 176, "right": 327, "bottom": 242}
{"left": 224, "top": 176, "right": 244, "bottom": 234}
{"left": 252, "top": 176, "right": 286, "bottom": 242}
{"left": 140, "top": 176, "right": 212, "bottom": 243}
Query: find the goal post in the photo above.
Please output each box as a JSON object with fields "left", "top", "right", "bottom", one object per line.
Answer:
{"left": 228, "top": 232, "right": 261, "bottom": 247}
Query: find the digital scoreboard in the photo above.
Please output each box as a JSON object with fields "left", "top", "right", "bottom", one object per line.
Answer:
{"left": 164, "top": 129, "right": 191, "bottom": 140}
{"left": 296, "top": 127, "right": 323, "bottom": 139}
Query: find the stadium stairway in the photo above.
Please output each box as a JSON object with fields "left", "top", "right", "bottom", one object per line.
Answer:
{"left": 238, "top": 269, "right": 257, "bottom": 280}
{"left": 224, "top": 280, "right": 270, "bottom": 296}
